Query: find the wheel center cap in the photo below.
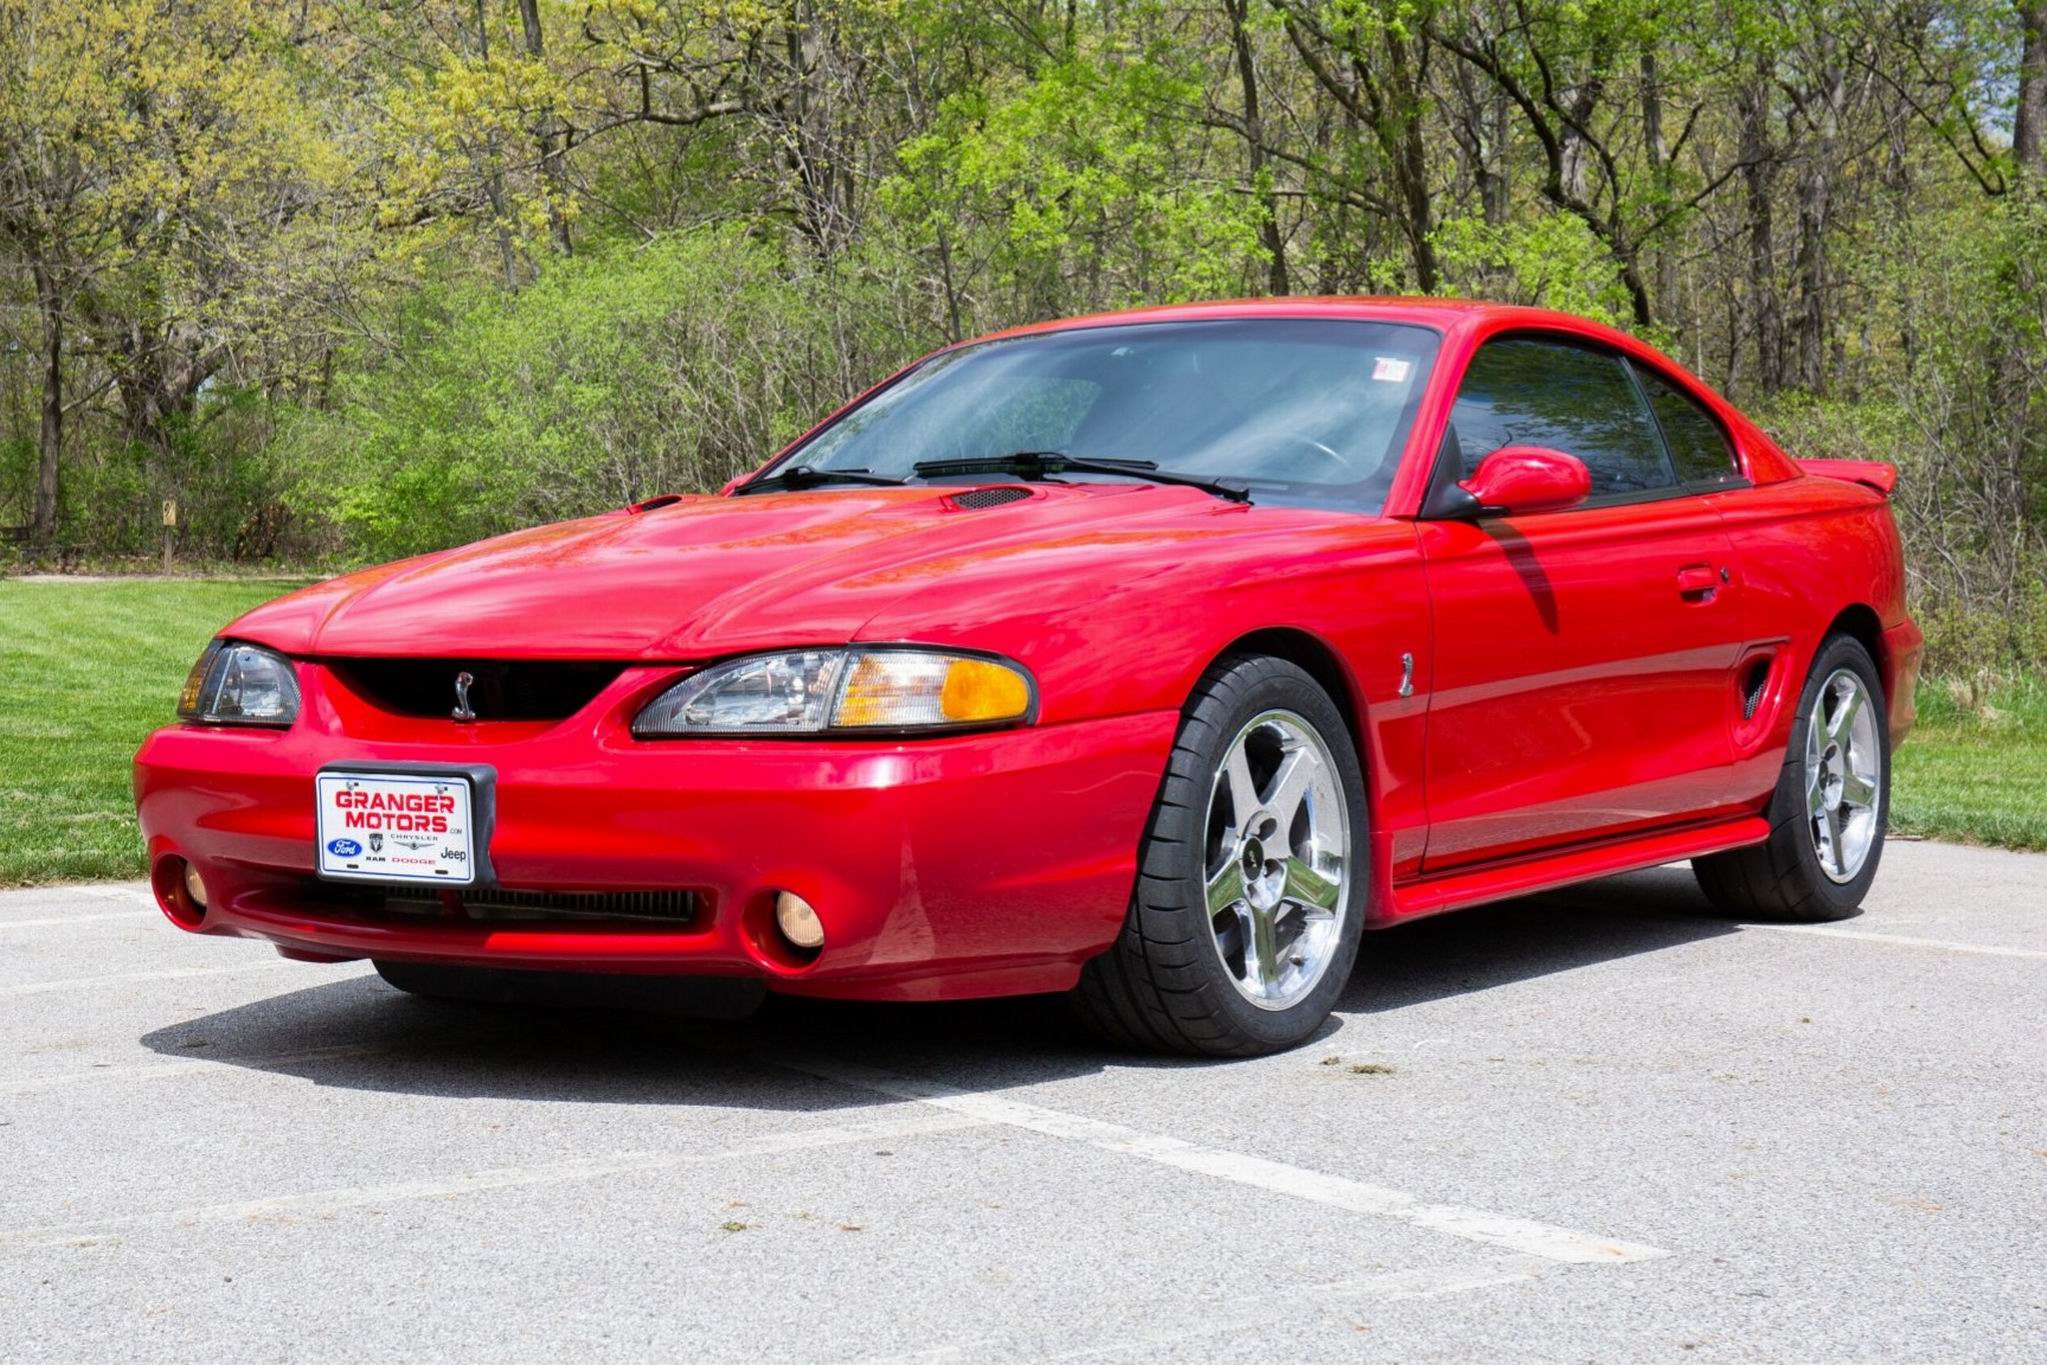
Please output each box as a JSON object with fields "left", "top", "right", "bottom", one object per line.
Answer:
{"left": 1241, "top": 833, "right": 1282, "bottom": 910}
{"left": 1817, "top": 745, "right": 1846, "bottom": 807}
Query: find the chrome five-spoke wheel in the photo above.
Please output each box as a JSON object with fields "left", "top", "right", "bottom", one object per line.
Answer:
{"left": 1203, "top": 709, "right": 1350, "bottom": 1010}
{"left": 1805, "top": 667, "right": 1882, "bottom": 883}
{"left": 1072, "top": 654, "right": 1365, "bottom": 1055}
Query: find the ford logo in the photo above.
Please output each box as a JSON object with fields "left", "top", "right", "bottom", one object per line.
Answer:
{"left": 327, "top": 838, "right": 362, "bottom": 857}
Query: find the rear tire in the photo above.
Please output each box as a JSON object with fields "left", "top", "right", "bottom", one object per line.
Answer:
{"left": 1070, "top": 655, "right": 1368, "bottom": 1057}
{"left": 1693, "top": 634, "right": 1889, "bottom": 922}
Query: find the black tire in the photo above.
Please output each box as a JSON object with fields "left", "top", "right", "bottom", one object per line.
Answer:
{"left": 1070, "top": 654, "right": 1369, "bottom": 1057}
{"left": 1693, "top": 634, "right": 1890, "bottom": 922}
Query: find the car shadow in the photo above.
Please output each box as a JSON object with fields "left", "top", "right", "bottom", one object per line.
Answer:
{"left": 140, "top": 863, "right": 1745, "bottom": 1107}
{"left": 1339, "top": 861, "right": 1744, "bottom": 1014}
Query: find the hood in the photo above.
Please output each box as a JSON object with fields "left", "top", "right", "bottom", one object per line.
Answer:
{"left": 230, "top": 483, "right": 1257, "bottom": 659}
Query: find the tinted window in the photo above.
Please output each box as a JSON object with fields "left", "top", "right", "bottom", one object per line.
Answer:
{"left": 1450, "top": 338, "right": 1675, "bottom": 496}
{"left": 1635, "top": 364, "right": 1740, "bottom": 485}
{"left": 784, "top": 319, "right": 1441, "bottom": 513}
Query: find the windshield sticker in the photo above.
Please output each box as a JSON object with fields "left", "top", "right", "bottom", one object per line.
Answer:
{"left": 1372, "top": 357, "right": 1412, "bottom": 383}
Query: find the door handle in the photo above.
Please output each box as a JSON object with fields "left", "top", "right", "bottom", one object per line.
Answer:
{"left": 1677, "top": 564, "right": 1722, "bottom": 599}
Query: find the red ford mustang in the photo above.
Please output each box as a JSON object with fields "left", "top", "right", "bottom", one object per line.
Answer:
{"left": 135, "top": 299, "right": 1921, "bottom": 1055}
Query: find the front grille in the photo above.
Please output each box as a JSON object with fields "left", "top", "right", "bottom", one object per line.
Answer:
{"left": 327, "top": 658, "right": 623, "bottom": 721}
{"left": 378, "top": 886, "right": 700, "bottom": 925}
{"left": 950, "top": 486, "right": 1033, "bottom": 510}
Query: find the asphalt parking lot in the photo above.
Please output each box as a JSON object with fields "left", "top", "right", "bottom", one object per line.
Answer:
{"left": 4, "top": 840, "right": 2043, "bottom": 1363}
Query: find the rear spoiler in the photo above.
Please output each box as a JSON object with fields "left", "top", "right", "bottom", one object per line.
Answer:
{"left": 1795, "top": 458, "right": 1898, "bottom": 496}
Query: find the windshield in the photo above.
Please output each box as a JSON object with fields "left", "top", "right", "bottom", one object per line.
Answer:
{"left": 773, "top": 318, "right": 1440, "bottom": 511}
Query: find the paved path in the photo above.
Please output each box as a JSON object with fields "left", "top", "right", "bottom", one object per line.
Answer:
{"left": 3, "top": 841, "right": 2043, "bottom": 1361}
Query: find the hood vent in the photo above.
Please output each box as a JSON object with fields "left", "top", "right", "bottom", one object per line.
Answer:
{"left": 949, "top": 486, "right": 1033, "bottom": 511}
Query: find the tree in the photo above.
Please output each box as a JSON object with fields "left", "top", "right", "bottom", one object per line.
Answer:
{"left": 0, "top": 0, "right": 351, "bottom": 544}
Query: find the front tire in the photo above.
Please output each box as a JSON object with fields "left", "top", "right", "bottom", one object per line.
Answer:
{"left": 1693, "top": 633, "right": 1890, "bottom": 922}
{"left": 1071, "top": 655, "right": 1368, "bottom": 1057}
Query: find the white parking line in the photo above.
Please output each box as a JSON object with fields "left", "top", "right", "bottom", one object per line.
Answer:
{"left": 1750, "top": 924, "right": 2047, "bottom": 960}
{"left": 0, "top": 910, "right": 157, "bottom": 931}
{"left": 0, "top": 1110, "right": 994, "bottom": 1253}
{"left": 767, "top": 1052, "right": 1670, "bottom": 1266}
{"left": 0, "top": 960, "right": 318, "bottom": 998}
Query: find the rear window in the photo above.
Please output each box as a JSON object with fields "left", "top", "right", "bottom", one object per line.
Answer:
{"left": 1634, "top": 364, "right": 1742, "bottom": 485}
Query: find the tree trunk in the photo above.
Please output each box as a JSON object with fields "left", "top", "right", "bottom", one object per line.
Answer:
{"left": 1379, "top": 31, "right": 1438, "bottom": 294}
{"left": 1793, "top": 50, "right": 1843, "bottom": 392}
{"left": 516, "top": 0, "right": 573, "bottom": 255}
{"left": 1226, "top": 0, "right": 1290, "bottom": 294}
{"left": 474, "top": 0, "right": 521, "bottom": 287}
{"left": 1640, "top": 50, "right": 1678, "bottom": 313}
{"left": 30, "top": 262, "right": 62, "bottom": 545}
{"left": 1738, "top": 65, "right": 1783, "bottom": 395}
{"left": 2018, "top": 1, "right": 2047, "bottom": 176}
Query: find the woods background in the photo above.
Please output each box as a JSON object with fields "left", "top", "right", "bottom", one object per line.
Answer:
{"left": 2, "top": 0, "right": 2043, "bottom": 673}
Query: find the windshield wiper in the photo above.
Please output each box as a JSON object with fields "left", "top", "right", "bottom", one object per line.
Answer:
{"left": 734, "top": 465, "right": 907, "bottom": 494}
{"left": 911, "top": 451, "right": 1251, "bottom": 504}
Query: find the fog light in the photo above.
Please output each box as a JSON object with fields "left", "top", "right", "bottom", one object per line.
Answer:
{"left": 774, "top": 891, "right": 825, "bottom": 950}
{"left": 182, "top": 861, "right": 209, "bottom": 910}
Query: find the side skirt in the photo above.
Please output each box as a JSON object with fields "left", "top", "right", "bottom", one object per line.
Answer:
{"left": 1382, "top": 815, "right": 1771, "bottom": 923}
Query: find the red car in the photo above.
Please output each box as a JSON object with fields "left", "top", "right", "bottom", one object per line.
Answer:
{"left": 135, "top": 299, "right": 1921, "bottom": 1055}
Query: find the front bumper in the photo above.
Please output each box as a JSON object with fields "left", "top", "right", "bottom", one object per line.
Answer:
{"left": 134, "top": 694, "right": 1177, "bottom": 1001}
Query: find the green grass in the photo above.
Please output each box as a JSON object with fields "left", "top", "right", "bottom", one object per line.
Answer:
{"left": 0, "top": 578, "right": 306, "bottom": 886}
{"left": 1893, "top": 674, "right": 2047, "bottom": 852}
{"left": 0, "top": 578, "right": 2041, "bottom": 885}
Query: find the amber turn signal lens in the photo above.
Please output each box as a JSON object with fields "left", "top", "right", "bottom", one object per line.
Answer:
{"left": 829, "top": 651, "right": 1032, "bottom": 729}
{"left": 939, "top": 658, "right": 1032, "bottom": 723}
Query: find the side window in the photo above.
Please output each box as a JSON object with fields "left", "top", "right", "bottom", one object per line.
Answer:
{"left": 1633, "top": 364, "right": 1741, "bottom": 486}
{"left": 1450, "top": 338, "right": 1676, "bottom": 497}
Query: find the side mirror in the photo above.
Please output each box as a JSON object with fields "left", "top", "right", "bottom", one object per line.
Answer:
{"left": 1457, "top": 445, "right": 1591, "bottom": 516}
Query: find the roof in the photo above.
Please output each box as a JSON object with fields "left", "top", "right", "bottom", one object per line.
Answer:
{"left": 972, "top": 296, "right": 1590, "bottom": 344}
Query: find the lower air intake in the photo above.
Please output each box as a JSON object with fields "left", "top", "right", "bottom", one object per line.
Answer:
{"left": 382, "top": 887, "right": 699, "bottom": 925}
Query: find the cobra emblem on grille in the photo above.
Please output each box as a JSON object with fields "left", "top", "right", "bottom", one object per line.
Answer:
{"left": 452, "top": 670, "right": 477, "bottom": 723}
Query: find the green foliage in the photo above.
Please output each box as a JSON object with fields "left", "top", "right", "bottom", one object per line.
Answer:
{"left": 286, "top": 228, "right": 901, "bottom": 558}
{"left": 1433, "top": 214, "right": 1641, "bottom": 328}
{"left": 886, "top": 58, "right": 1268, "bottom": 312}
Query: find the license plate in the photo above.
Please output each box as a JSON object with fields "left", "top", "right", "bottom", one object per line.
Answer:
{"left": 315, "top": 771, "right": 477, "bottom": 885}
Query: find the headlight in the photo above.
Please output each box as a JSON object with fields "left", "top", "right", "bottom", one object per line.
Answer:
{"left": 632, "top": 648, "right": 1034, "bottom": 737}
{"left": 177, "top": 640, "right": 301, "bottom": 727}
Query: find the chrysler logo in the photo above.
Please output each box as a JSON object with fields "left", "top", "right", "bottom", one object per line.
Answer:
{"left": 452, "top": 670, "right": 477, "bottom": 723}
